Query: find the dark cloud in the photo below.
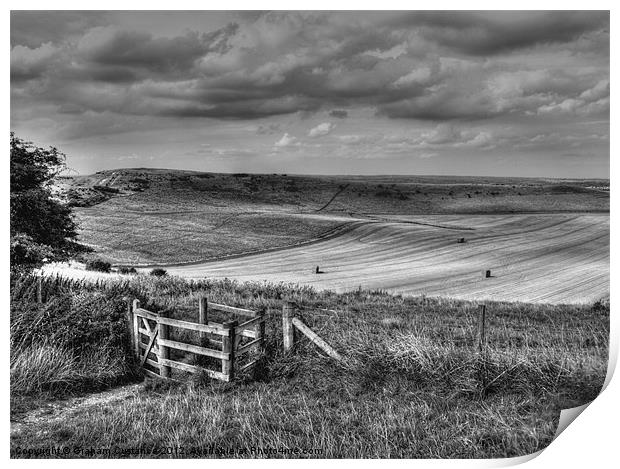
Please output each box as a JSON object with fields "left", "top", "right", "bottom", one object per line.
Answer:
{"left": 77, "top": 23, "right": 238, "bottom": 74}
{"left": 11, "top": 11, "right": 110, "bottom": 48}
{"left": 10, "top": 11, "right": 610, "bottom": 128}
{"left": 389, "top": 11, "right": 609, "bottom": 55}
{"left": 156, "top": 96, "right": 322, "bottom": 120}
{"left": 329, "top": 109, "right": 348, "bottom": 118}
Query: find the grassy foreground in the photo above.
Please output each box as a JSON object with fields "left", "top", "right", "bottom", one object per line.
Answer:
{"left": 10, "top": 274, "right": 609, "bottom": 458}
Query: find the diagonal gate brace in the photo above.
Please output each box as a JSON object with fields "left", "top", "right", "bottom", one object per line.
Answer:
{"left": 141, "top": 329, "right": 159, "bottom": 366}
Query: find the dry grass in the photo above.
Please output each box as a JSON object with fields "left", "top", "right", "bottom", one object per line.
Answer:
{"left": 11, "top": 343, "right": 131, "bottom": 396}
{"left": 10, "top": 274, "right": 609, "bottom": 458}
{"left": 11, "top": 342, "right": 79, "bottom": 395}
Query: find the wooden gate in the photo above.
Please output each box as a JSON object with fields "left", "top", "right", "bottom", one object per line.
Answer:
{"left": 131, "top": 298, "right": 265, "bottom": 382}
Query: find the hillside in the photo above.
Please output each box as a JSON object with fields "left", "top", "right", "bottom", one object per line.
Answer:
{"left": 58, "top": 169, "right": 609, "bottom": 265}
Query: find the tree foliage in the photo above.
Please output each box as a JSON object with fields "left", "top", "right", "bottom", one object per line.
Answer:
{"left": 10, "top": 132, "right": 83, "bottom": 270}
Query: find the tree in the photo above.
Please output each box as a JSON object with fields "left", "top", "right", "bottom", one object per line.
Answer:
{"left": 10, "top": 132, "right": 84, "bottom": 270}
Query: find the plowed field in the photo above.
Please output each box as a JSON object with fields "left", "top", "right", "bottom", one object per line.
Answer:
{"left": 162, "top": 214, "right": 609, "bottom": 304}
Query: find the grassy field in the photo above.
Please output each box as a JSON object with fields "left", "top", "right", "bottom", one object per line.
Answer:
{"left": 58, "top": 169, "right": 609, "bottom": 265}
{"left": 10, "top": 274, "right": 609, "bottom": 458}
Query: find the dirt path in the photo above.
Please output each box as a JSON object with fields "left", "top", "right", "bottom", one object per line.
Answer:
{"left": 316, "top": 184, "right": 350, "bottom": 211}
{"left": 11, "top": 384, "right": 143, "bottom": 438}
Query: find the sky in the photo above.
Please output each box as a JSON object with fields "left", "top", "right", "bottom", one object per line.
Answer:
{"left": 10, "top": 10, "right": 610, "bottom": 177}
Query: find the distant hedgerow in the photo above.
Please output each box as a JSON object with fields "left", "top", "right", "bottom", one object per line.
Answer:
{"left": 118, "top": 266, "right": 137, "bottom": 275}
{"left": 149, "top": 268, "right": 168, "bottom": 277}
{"left": 85, "top": 259, "right": 112, "bottom": 273}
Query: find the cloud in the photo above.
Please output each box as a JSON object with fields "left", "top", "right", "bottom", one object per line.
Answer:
{"left": 77, "top": 24, "right": 236, "bottom": 75}
{"left": 391, "top": 66, "right": 433, "bottom": 88}
{"left": 329, "top": 109, "right": 348, "bottom": 119}
{"left": 421, "top": 124, "right": 462, "bottom": 145}
{"left": 338, "top": 134, "right": 376, "bottom": 145}
{"left": 458, "top": 131, "right": 495, "bottom": 149}
{"left": 537, "top": 79, "right": 610, "bottom": 116}
{"left": 388, "top": 11, "right": 609, "bottom": 56}
{"left": 10, "top": 10, "right": 609, "bottom": 144}
{"left": 11, "top": 42, "right": 60, "bottom": 81}
{"left": 11, "top": 11, "right": 110, "bottom": 48}
{"left": 255, "top": 123, "right": 281, "bottom": 135}
{"left": 419, "top": 124, "right": 496, "bottom": 149}
{"left": 274, "top": 133, "right": 297, "bottom": 147}
{"left": 308, "top": 122, "right": 336, "bottom": 138}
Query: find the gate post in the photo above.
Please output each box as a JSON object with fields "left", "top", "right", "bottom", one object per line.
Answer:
{"left": 132, "top": 299, "right": 140, "bottom": 359}
{"left": 199, "top": 297, "right": 209, "bottom": 345}
{"left": 198, "top": 297, "right": 209, "bottom": 365}
{"left": 222, "top": 320, "right": 238, "bottom": 381}
{"left": 256, "top": 311, "right": 266, "bottom": 355}
{"left": 159, "top": 310, "right": 171, "bottom": 379}
{"left": 283, "top": 301, "right": 295, "bottom": 352}
{"left": 123, "top": 296, "right": 133, "bottom": 354}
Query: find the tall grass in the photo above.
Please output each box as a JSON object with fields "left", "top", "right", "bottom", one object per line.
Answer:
{"left": 10, "top": 273, "right": 609, "bottom": 458}
{"left": 11, "top": 342, "right": 78, "bottom": 395}
{"left": 10, "top": 343, "right": 131, "bottom": 396}
{"left": 10, "top": 274, "right": 139, "bottom": 399}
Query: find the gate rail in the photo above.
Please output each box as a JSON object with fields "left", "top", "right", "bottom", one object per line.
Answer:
{"left": 131, "top": 298, "right": 265, "bottom": 382}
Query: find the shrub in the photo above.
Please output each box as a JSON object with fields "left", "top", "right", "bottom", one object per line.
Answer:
{"left": 118, "top": 266, "right": 137, "bottom": 275}
{"left": 85, "top": 259, "right": 112, "bottom": 272}
{"left": 149, "top": 268, "right": 168, "bottom": 277}
{"left": 129, "top": 177, "right": 149, "bottom": 184}
{"left": 10, "top": 233, "right": 53, "bottom": 271}
{"left": 93, "top": 185, "right": 119, "bottom": 194}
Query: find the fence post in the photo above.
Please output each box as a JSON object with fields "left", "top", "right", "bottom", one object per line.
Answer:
{"left": 37, "top": 276, "right": 43, "bottom": 304}
{"left": 132, "top": 299, "right": 141, "bottom": 359}
{"left": 282, "top": 301, "right": 295, "bottom": 352}
{"left": 256, "top": 311, "right": 266, "bottom": 355}
{"left": 198, "top": 297, "right": 209, "bottom": 365}
{"left": 158, "top": 310, "right": 171, "bottom": 379}
{"left": 477, "top": 304, "right": 487, "bottom": 353}
{"left": 476, "top": 304, "right": 488, "bottom": 395}
{"left": 222, "top": 320, "right": 238, "bottom": 381}
{"left": 122, "top": 296, "right": 133, "bottom": 352}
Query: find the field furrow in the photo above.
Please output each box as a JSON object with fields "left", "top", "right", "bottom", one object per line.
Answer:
{"left": 161, "top": 214, "right": 609, "bottom": 304}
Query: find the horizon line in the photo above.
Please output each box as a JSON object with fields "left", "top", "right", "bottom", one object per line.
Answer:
{"left": 62, "top": 167, "right": 611, "bottom": 181}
